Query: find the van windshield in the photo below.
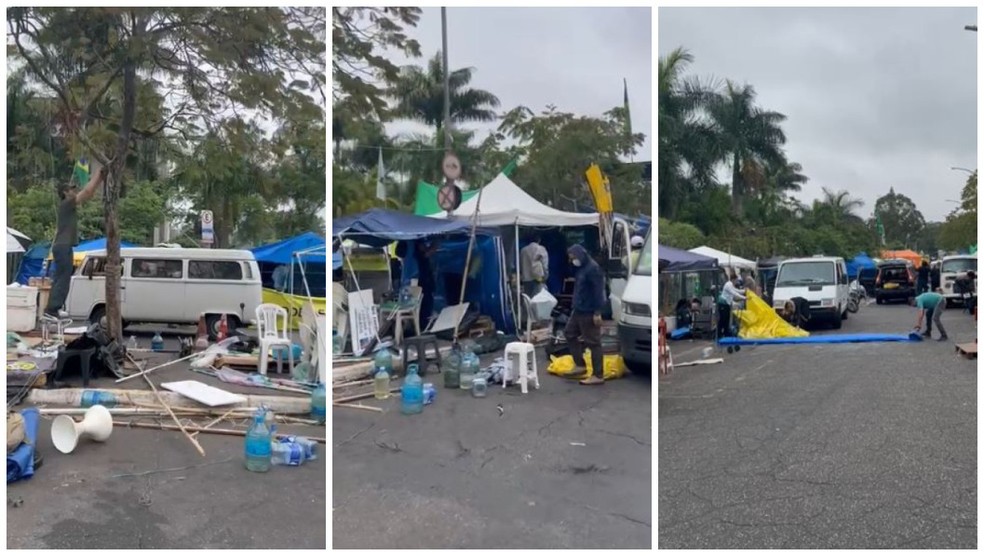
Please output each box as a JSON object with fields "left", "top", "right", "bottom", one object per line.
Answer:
{"left": 777, "top": 262, "right": 835, "bottom": 286}
{"left": 942, "top": 258, "right": 977, "bottom": 274}
{"left": 633, "top": 233, "right": 652, "bottom": 276}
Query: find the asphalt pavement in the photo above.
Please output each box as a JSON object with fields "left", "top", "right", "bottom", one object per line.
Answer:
{"left": 332, "top": 351, "right": 652, "bottom": 549}
{"left": 658, "top": 301, "right": 976, "bottom": 549}
{"left": 8, "top": 329, "right": 326, "bottom": 549}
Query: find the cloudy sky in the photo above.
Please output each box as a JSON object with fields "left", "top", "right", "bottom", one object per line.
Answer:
{"left": 659, "top": 7, "right": 977, "bottom": 222}
{"left": 383, "top": 7, "right": 653, "bottom": 165}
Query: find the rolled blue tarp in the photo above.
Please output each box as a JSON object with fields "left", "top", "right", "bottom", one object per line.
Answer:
{"left": 717, "top": 333, "right": 918, "bottom": 346}
{"left": 7, "top": 407, "right": 40, "bottom": 484}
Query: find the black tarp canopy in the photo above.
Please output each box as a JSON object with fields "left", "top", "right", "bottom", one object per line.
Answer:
{"left": 658, "top": 244, "right": 718, "bottom": 272}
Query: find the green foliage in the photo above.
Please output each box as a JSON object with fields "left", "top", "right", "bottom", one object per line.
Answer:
{"left": 658, "top": 218, "right": 705, "bottom": 250}
{"left": 872, "top": 188, "right": 926, "bottom": 247}
{"left": 332, "top": 7, "right": 421, "bottom": 120}
{"left": 940, "top": 170, "right": 977, "bottom": 251}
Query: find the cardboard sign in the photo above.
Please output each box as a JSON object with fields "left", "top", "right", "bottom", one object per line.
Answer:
{"left": 347, "top": 289, "right": 379, "bottom": 357}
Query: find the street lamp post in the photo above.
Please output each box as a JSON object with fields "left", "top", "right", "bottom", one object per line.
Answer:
{"left": 951, "top": 166, "right": 975, "bottom": 175}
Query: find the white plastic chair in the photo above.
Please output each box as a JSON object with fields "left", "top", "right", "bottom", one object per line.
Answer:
{"left": 256, "top": 303, "right": 294, "bottom": 376}
{"left": 504, "top": 294, "right": 539, "bottom": 393}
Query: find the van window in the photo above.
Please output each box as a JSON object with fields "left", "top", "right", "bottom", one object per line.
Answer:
{"left": 942, "top": 258, "right": 977, "bottom": 274}
{"left": 243, "top": 262, "right": 254, "bottom": 279}
{"left": 634, "top": 234, "right": 652, "bottom": 276}
{"left": 189, "top": 260, "right": 244, "bottom": 281}
{"left": 777, "top": 262, "right": 835, "bottom": 286}
{"left": 132, "top": 259, "right": 184, "bottom": 279}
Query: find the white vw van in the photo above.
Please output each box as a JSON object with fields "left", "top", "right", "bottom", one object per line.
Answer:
{"left": 772, "top": 256, "right": 850, "bottom": 329}
{"left": 617, "top": 230, "right": 653, "bottom": 374}
{"left": 940, "top": 254, "right": 977, "bottom": 305}
{"left": 66, "top": 247, "right": 263, "bottom": 338}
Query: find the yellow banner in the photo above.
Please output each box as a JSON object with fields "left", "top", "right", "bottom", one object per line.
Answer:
{"left": 585, "top": 163, "right": 613, "bottom": 214}
{"left": 261, "top": 288, "right": 327, "bottom": 330}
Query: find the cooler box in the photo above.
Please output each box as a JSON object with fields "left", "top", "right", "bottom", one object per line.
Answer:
{"left": 7, "top": 285, "right": 38, "bottom": 332}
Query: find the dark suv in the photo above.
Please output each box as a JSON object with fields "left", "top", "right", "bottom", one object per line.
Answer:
{"left": 875, "top": 259, "right": 916, "bottom": 304}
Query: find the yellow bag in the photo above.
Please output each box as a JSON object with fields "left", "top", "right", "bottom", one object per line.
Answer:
{"left": 547, "top": 350, "right": 626, "bottom": 380}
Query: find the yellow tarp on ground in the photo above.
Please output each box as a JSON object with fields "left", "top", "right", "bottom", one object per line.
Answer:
{"left": 261, "top": 288, "right": 326, "bottom": 330}
{"left": 735, "top": 291, "right": 810, "bottom": 340}
{"left": 547, "top": 351, "right": 626, "bottom": 380}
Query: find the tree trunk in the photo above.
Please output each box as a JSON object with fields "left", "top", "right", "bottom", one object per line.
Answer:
{"left": 104, "top": 25, "right": 140, "bottom": 343}
{"left": 731, "top": 152, "right": 743, "bottom": 218}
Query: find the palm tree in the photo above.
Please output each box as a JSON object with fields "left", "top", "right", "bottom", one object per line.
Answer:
{"left": 390, "top": 51, "right": 501, "bottom": 138}
{"left": 705, "top": 81, "right": 787, "bottom": 218}
{"left": 814, "top": 187, "right": 864, "bottom": 225}
{"left": 657, "top": 47, "right": 721, "bottom": 220}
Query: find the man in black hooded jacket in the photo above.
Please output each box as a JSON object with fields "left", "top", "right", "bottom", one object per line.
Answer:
{"left": 565, "top": 244, "right": 606, "bottom": 385}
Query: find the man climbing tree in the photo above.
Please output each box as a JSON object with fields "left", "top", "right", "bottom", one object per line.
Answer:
{"left": 9, "top": 7, "right": 325, "bottom": 341}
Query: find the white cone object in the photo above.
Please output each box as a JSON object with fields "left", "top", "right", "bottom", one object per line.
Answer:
{"left": 51, "top": 404, "right": 113, "bottom": 454}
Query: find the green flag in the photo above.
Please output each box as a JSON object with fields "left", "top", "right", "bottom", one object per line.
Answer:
{"left": 72, "top": 157, "right": 90, "bottom": 186}
{"left": 501, "top": 157, "right": 519, "bottom": 177}
{"left": 623, "top": 78, "right": 632, "bottom": 138}
{"left": 876, "top": 216, "right": 885, "bottom": 245}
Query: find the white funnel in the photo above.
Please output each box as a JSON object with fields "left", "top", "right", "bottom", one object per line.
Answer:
{"left": 51, "top": 404, "right": 113, "bottom": 454}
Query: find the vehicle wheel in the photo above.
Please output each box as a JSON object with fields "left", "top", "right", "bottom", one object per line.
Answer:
{"left": 88, "top": 305, "right": 106, "bottom": 326}
{"left": 847, "top": 299, "right": 859, "bottom": 313}
{"left": 841, "top": 306, "right": 849, "bottom": 319}
{"left": 205, "top": 314, "right": 242, "bottom": 341}
{"left": 727, "top": 346, "right": 734, "bottom": 354}
{"left": 624, "top": 360, "right": 651, "bottom": 375}
{"left": 876, "top": 297, "right": 883, "bottom": 305}
{"left": 734, "top": 345, "right": 741, "bottom": 352}
{"left": 831, "top": 315, "right": 843, "bottom": 329}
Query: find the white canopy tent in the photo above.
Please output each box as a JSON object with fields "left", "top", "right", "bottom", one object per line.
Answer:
{"left": 7, "top": 227, "right": 30, "bottom": 254}
{"left": 688, "top": 246, "right": 756, "bottom": 272}
{"left": 429, "top": 173, "right": 599, "bottom": 326}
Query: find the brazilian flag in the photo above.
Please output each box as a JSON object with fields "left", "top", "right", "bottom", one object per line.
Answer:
{"left": 72, "top": 157, "right": 90, "bottom": 186}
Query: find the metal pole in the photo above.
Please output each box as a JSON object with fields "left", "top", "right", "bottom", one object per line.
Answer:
{"left": 442, "top": 7, "right": 452, "bottom": 151}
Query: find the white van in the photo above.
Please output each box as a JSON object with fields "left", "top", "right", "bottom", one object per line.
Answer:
{"left": 66, "top": 247, "right": 262, "bottom": 338}
{"left": 617, "top": 230, "right": 653, "bottom": 374}
{"left": 940, "top": 254, "right": 977, "bottom": 305}
{"left": 772, "top": 256, "right": 850, "bottom": 329}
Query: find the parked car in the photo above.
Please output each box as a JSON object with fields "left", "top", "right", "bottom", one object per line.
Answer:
{"left": 940, "top": 254, "right": 977, "bottom": 306}
{"left": 874, "top": 259, "right": 915, "bottom": 304}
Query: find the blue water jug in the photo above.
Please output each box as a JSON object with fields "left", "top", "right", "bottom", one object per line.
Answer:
{"left": 151, "top": 332, "right": 165, "bottom": 352}
{"left": 244, "top": 409, "right": 272, "bottom": 472}
{"left": 311, "top": 383, "right": 326, "bottom": 423}
{"left": 80, "top": 390, "right": 118, "bottom": 408}
{"left": 401, "top": 364, "right": 424, "bottom": 415}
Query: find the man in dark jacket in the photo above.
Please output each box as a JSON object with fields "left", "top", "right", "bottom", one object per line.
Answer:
{"left": 565, "top": 244, "right": 606, "bottom": 385}
{"left": 917, "top": 260, "right": 930, "bottom": 294}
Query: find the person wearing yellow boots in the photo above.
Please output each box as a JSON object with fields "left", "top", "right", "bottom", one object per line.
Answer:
{"left": 564, "top": 244, "right": 606, "bottom": 385}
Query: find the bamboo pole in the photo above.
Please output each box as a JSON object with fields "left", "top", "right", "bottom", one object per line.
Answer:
{"left": 114, "top": 421, "right": 326, "bottom": 444}
{"left": 190, "top": 408, "right": 237, "bottom": 439}
{"left": 333, "top": 387, "right": 400, "bottom": 405}
{"left": 28, "top": 389, "right": 312, "bottom": 414}
{"left": 141, "top": 372, "right": 206, "bottom": 457}
{"left": 333, "top": 402, "right": 384, "bottom": 413}
{"left": 115, "top": 352, "right": 204, "bottom": 383}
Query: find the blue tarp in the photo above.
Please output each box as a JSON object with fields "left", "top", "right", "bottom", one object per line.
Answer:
{"left": 75, "top": 237, "right": 137, "bottom": 252}
{"left": 718, "top": 333, "right": 918, "bottom": 346}
{"left": 401, "top": 236, "right": 514, "bottom": 333}
{"left": 659, "top": 244, "right": 718, "bottom": 272}
{"left": 7, "top": 407, "right": 39, "bottom": 484}
{"left": 251, "top": 232, "right": 326, "bottom": 266}
{"left": 333, "top": 208, "right": 492, "bottom": 247}
{"left": 846, "top": 252, "right": 877, "bottom": 278}
{"left": 15, "top": 242, "right": 50, "bottom": 284}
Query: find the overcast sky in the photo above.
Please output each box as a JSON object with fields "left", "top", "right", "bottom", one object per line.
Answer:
{"left": 383, "top": 7, "right": 652, "bottom": 167}
{"left": 659, "top": 7, "right": 977, "bottom": 222}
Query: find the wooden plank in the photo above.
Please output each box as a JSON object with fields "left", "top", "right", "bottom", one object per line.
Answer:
{"left": 215, "top": 354, "right": 259, "bottom": 368}
{"left": 955, "top": 343, "right": 977, "bottom": 359}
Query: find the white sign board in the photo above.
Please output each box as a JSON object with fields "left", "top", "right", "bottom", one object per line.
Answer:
{"left": 347, "top": 289, "right": 379, "bottom": 357}
{"left": 200, "top": 210, "right": 214, "bottom": 244}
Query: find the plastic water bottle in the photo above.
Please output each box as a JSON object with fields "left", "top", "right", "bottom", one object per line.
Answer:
{"left": 127, "top": 335, "right": 138, "bottom": 351}
{"left": 271, "top": 436, "right": 318, "bottom": 466}
{"left": 311, "top": 383, "right": 326, "bottom": 423}
{"left": 443, "top": 347, "right": 461, "bottom": 389}
{"left": 244, "top": 409, "right": 272, "bottom": 472}
{"left": 80, "top": 390, "right": 118, "bottom": 408}
{"left": 151, "top": 332, "right": 164, "bottom": 352}
{"left": 460, "top": 350, "right": 478, "bottom": 390}
{"left": 374, "top": 366, "right": 391, "bottom": 400}
{"left": 401, "top": 364, "right": 424, "bottom": 415}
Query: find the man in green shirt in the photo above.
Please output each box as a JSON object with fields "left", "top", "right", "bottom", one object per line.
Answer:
{"left": 909, "top": 291, "right": 947, "bottom": 341}
{"left": 44, "top": 165, "right": 107, "bottom": 319}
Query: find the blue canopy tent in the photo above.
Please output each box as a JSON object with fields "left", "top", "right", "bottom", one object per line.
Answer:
{"left": 658, "top": 245, "right": 721, "bottom": 315}
{"left": 74, "top": 237, "right": 137, "bottom": 253}
{"left": 333, "top": 208, "right": 513, "bottom": 333}
{"left": 24, "top": 237, "right": 137, "bottom": 281}
{"left": 250, "top": 232, "right": 327, "bottom": 298}
{"left": 845, "top": 252, "right": 877, "bottom": 278}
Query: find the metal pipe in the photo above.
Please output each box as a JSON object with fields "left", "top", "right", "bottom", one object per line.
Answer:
{"left": 442, "top": 7, "right": 452, "bottom": 151}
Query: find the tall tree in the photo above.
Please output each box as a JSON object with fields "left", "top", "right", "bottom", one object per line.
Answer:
{"left": 332, "top": 7, "right": 421, "bottom": 121}
{"left": 705, "top": 81, "right": 787, "bottom": 218}
{"left": 872, "top": 188, "right": 926, "bottom": 248}
{"left": 939, "top": 170, "right": 977, "bottom": 251}
{"left": 10, "top": 7, "right": 325, "bottom": 341}
{"left": 390, "top": 51, "right": 501, "bottom": 138}
{"left": 812, "top": 187, "right": 864, "bottom": 226}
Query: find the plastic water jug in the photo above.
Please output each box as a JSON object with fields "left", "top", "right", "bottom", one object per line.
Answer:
{"left": 311, "top": 383, "right": 326, "bottom": 423}
{"left": 80, "top": 390, "right": 118, "bottom": 408}
{"left": 401, "top": 364, "right": 424, "bottom": 415}
{"left": 244, "top": 409, "right": 272, "bottom": 472}
{"left": 460, "top": 350, "right": 478, "bottom": 390}
{"left": 151, "top": 332, "right": 164, "bottom": 352}
{"left": 443, "top": 346, "right": 461, "bottom": 389}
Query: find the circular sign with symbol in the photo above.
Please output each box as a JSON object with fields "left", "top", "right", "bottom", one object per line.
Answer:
{"left": 201, "top": 210, "right": 213, "bottom": 224}
{"left": 442, "top": 153, "right": 462, "bottom": 181}
{"left": 437, "top": 181, "right": 462, "bottom": 211}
